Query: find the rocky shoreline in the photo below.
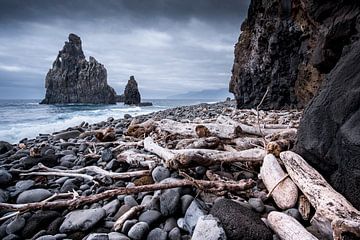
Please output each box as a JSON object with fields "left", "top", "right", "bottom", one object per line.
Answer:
{"left": 0, "top": 100, "right": 326, "bottom": 240}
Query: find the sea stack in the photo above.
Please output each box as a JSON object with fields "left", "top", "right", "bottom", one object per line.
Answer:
{"left": 123, "top": 76, "right": 141, "bottom": 105}
{"left": 40, "top": 33, "right": 117, "bottom": 104}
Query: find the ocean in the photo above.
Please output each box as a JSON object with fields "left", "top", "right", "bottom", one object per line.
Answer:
{"left": 0, "top": 99, "right": 218, "bottom": 144}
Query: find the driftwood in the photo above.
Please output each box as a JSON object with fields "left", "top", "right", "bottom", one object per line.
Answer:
{"left": 280, "top": 151, "right": 360, "bottom": 240}
{"left": 260, "top": 154, "right": 298, "bottom": 209}
{"left": 144, "top": 137, "right": 265, "bottom": 169}
{"left": 38, "top": 163, "right": 150, "bottom": 179}
{"left": 268, "top": 211, "right": 318, "bottom": 240}
{"left": 265, "top": 129, "right": 297, "bottom": 142}
{"left": 116, "top": 149, "right": 159, "bottom": 168}
{"left": 113, "top": 205, "right": 144, "bottom": 231}
{"left": 175, "top": 137, "right": 220, "bottom": 150}
{"left": 156, "top": 119, "right": 242, "bottom": 139}
{"left": 0, "top": 178, "right": 255, "bottom": 212}
{"left": 231, "top": 137, "right": 264, "bottom": 150}
{"left": 298, "top": 195, "right": 311, "bottom": 221}
{"left": 216, "top": 115, "right": 290, "bottom": 137}
{"left": 126, "top": 119, "right": 156, "bottom": 138}
{"left": 79, "top": 128, "right": 116, "bottom": 142}
{"left": 266, "top": 139, "right": 295, "bottom": 157}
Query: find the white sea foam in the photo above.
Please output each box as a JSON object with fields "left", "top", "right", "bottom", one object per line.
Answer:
{"left": 0, "top": 107, "right": 156, "bottom": 143}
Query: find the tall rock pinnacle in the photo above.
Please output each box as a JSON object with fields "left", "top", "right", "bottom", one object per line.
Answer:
{"left": 40, "top": 33, "right": 117, "bottom": 104}
{"left": 123, "top": 76, "right": 141, "bottom": 105}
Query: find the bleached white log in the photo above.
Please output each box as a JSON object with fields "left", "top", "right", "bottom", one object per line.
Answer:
{"left": 156, "top": 119, "right": 241, "bottom": 139}
{"left": 268, "top": 211, "right": 318, "bottom": 240}
{"left": 260, "top": 154, "right": 298, "bottom": 209}
{"left": 231, "top": 137, "right": 264, "bottom": 150}
{"left": 280, "top": 151, "right": 360, "bottom": 240}
{"left": 144, "top": 137, "right": 265, "bottom": 169}
{"left": 216, "top": 115, "right": 295, "bottom": 136}
{"left": 175, "top": 137, "right": 220, "bottom": 149}
{"left": 116, "top": 149, "right": 158, "bottom": 168}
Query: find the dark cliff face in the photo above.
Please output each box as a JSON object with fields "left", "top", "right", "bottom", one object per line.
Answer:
{"left": 230, "top": 0, "right": 359, "bottom": 109}
{"left": 124, "top": 76, "right": 141, "bottom": 105}
{"left": 41, "top": 33, "right": 117, "bottom": 104}
{"left": 233, "top": 0, "right": 360, "bottom": 209}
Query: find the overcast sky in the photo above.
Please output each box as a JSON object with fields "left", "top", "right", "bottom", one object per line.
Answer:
{"left": 0, "top": 0, "right": 250, "bottom": 99}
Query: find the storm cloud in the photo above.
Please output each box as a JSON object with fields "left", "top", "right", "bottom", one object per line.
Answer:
{"left": 0, "top": 0, "right": 250, "bottom": 99}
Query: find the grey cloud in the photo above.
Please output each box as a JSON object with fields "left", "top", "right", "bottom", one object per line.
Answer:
{"left": 0, "top": 0, "right": 250, "bottom": 99}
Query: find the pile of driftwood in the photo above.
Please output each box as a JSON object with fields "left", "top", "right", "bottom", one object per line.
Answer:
{"left": 1, "top": 109, "right": 359, "bottom": 240}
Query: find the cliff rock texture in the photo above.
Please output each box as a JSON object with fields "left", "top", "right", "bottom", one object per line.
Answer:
{"left": 295, "top": 21, "right": 360, "bottom": 209}
{"left": 41, "top": 34, "right": 117, "bottom": 104}
{"left": 232, "top": 0, "right": 360, "bottom": 208}
{"left": 230, "top": 0, "right": 359, "bottom": 109}
{"left": 124, "top": 76, "right": 141, "bottom": 105}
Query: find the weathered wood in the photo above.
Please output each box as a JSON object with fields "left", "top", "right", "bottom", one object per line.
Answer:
{"left": 265, "top": 129, "right": 297, "bottom": 142}
{"left": 260, "top": 154, "right": 298, "bottom": 209}
{"left": 231, "top": 137, "right": 264, "bottom": 150}
{"left": 298, "top": 195, "right": 311, "bottom": 221}
{"left": 268, "top": 211, "right": 318, "bottom": 240}
{"left": 126, "top": 119, "right": 156, "bottom": 138}
{"left": 113, "top": 205, "right": 144, "bottom": 231}
{"left": 280, "top": 151, "right": 360, "bottom": 240}
{"left": 0, "top": 178, "right": 255, "bottom": 212}
{"left": 79, "top": 127, "right": 116, "bottom": 142}
{"left": 116, "top": 149, "right": 159, "bottom": 168}
{"left": 144, "top": 137, "right": 265, "bottom": 169}
{"left": 266, "top": 139, "right": 295, "bottom": 157}
{"left": 175, "top": 137, "right": 220, "bottom": 150}
{"left": 216, "top": 115, "right": 291, "bottom": 136}
{"left": 38, "top": 163, "right": 150, "bottom": 179}
{"left": 156, "top": 119, "right": 242, "bottom": 139}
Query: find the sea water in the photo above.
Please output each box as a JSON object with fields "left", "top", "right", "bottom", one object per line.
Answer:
{"left": 0, "top": 99, "right": 218, "bottom": 143}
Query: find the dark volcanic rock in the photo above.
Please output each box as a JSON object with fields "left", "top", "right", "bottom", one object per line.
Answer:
{"left": 210, "top": 198, "right": 272, "bottom": 240}
{"left": 124, "top": 76, "right": 141, "bottom": 105}
{"left": 22, "top": 210, "right": 61, "bottom": 238}
{"left": 0, "top": 141, "right": 13, "bottom": 154}
{"left": 230, "top": 0, "right": 359, "bottom": 109}
{"left": 41, "top": 33, "right": 117, "bottom": 104}
{"left": 295, "top": 39, "right": 360, "bottom": 209}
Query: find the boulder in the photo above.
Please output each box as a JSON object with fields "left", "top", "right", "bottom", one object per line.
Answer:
{"left": 0, "top": 141, "right": 13, "bottom": 154}
{"left": 123, "top": 76, "right": 141, "bottom": 105}
{"left": 16, "top": 189, "right": 52, "bottom": 204}
{"left": 41, "top": 33, "right": 117, "bottom": 104}
{"left": 210, "top": 198, "right": 272, "bottom": 240}
{"left": 59, "top": 208, "right": 106, "bottom": 233}
{"left": 21, "top": 210, "right": 61, "bottom": 238}
{"left": 295, "top": 39, "right": 360, "bottom": 209}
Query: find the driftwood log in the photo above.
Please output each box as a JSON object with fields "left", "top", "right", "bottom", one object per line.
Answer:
{"left": 156, "top": 119, "right": 242, "bottom": 139}
{"left": 126, "top": 119, "right": 156, "bottom": 138}
{"left": 144, "top": 137, "right": 265, "bottom": 169}
{"left": 0, "top": 178, "right": 255, "bottom": 212}
{"left": 231, "top": 137, "right": 264, "bottom": 150}
{"left": 280, "top": 151, "right": 360, "bottom": 240}
{"left": 216, "top": 115, "right": 293, "bottom": 137}
{"left": 116, "top": 150, "right": 159, "bottom": 168}
{"left": 260, "top": 154, "right": 298, "bottom": 209}
{"left": 268, "top": 211, "right": 318, "bottom": 240}
{"left": 175, "top": 137, "right": 220, "bottom": 150}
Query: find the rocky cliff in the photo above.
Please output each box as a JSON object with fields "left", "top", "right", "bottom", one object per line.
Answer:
{"left": 123, "top": 76, "right": 141, "bottom": 105}
{"left": 230, "top": 0, "right": 359, "bottom": 109}
{"left": 232, "top": 0, "right": 360, "bottom": 209}
{"left": 41, "top": 34, "right": 117, "bottom": 104}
